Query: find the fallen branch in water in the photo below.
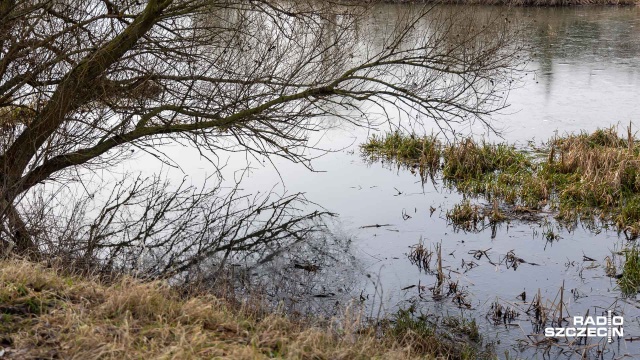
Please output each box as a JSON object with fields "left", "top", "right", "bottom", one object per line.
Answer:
{"left": 359, "top": 224, "right": 394, "bottom": 229}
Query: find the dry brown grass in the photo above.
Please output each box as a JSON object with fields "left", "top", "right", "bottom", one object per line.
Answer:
{"left": 0, "top": 259, "right": 488, "bottom": 359}
{"left": 550, "top": 128, "right": 640, "bottom": 196}
{"left": 544, "top": 127, "right": 640, "bottom": 235}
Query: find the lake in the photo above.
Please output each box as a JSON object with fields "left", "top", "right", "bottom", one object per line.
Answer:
{"left": 126, "top": 4, "right": 640, "bottom": 359}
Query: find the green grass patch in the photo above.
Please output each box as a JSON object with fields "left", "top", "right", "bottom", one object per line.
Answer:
{"left": 387, "top": 307, "right": 492, "bottom": 360}
{"left": 619, "top": 246, "right": 640, "bottom": 294}
{"left": 446, "top": 200, "right": 483, "bottom": 231}
{"left": 361, "top": 131, "right": 441, "bottom": 174}
{"left": 361, "top": 126, "right": 640, "bottom": 235}
{"left": 442, "top": 140, "right": 531, "bottom": 182}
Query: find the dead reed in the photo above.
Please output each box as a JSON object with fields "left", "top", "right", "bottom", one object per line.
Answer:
{"left": 488, "top": 299, "right": 519, "bottom": 324}
{"left": 408, "top": 237, "right": 434, "bottom": 271}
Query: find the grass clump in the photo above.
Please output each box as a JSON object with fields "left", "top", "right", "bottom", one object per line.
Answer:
{"left": 445, "top": 200, "right": 510, "bottom": 231}
{"left": 547, "top": 126, "right": 640, "bottom": 234}
{"left": 387, "top": 308, "right": 491, "bottom": 360}
{"left": 442, "top": 139, "right": 543, "bottom": 210}
{"left": 408, "top": 239, "right": 434, "bottom": 271}
{"left": 618, "top": 247, "right": 640, "bottom": 295}
{"left": 441, "top": 316, "right": 480, "bottom": 343}
{"left": 446, "top": 200, "right": 482, "bottom": 231}
{"left": 0, "top": 259, "right": 492, "bottom": 359}
{"left": 442, "top": 139, "right": 531, "bottom": 182}
{"left": 361, "top": 131, "right": 441, "bottom": 173}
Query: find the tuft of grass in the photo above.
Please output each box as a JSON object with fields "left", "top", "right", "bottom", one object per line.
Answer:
{"left": 445, "top": 199, "right": 510, "bottom": 231}
{"left": 487, "top": 200, "right": 507, "bottom": 224}
{"left": 408, "top": 238, "right": 434, "bottom": 271}
{"left": 446, "top": 200, "right": 482, "bottom": 231}
{"left": 387, "top": 308, "right": 490, "bottom": 360}
{"left": 442, "top": 139, "right": 531, "bottom": 182}
{"left": 361, "top": 131, "right": 441, "bottom": 174}
{"left": 619, "top": 247, "right": 640, "bottom": 295}
{"left": 442, "top": 140, "right": 542, "bottom": 211}
{"left": 0, "top": 259, "right": 492, "bottom": 359}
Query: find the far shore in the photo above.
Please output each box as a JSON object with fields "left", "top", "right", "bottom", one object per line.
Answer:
{"left": 365, "top": 0, "right": 638, "bottom": 6}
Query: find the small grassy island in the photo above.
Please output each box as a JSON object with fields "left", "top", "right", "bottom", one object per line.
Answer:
{"left": 362, "top": 127, "right": 640, "bottom": 238}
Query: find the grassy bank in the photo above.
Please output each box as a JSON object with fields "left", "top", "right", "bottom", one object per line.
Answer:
{"left": 362, "top": 127, "right": 640, "bottom": 237}
{"left": 0, "top": 260, "right": 491, "bottom": 359}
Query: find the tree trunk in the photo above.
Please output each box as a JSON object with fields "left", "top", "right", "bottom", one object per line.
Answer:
{"left": 0, "top": 198, "right": 37, "bottom": 257}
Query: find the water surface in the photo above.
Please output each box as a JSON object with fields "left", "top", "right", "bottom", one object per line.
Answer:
{"left": 129, "top": 5, "right": 640, "bottom": 358}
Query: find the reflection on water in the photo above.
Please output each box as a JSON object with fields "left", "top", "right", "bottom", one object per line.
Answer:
{"left": 493, "top": 6, "right": 640, "bottom": 143}
{"left": 247, "top": 219, "right": 365, "bottom": 317}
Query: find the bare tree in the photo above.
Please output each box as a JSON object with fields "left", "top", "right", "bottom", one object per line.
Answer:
{"left": 0, "top": 0, "right": 522, "bottom": 265}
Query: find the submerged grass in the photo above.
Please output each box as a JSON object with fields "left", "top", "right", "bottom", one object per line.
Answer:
{"left": 619, "top": 246, "right": 640, "bottom": 295}
{"left": 0, "top": 259, "right": 492, "bottom": 359}
{"left": 362, "top": 126, "right": 640, "bottom": 235}
{"left": 389, "top": 308, "right": 491, "bottom": 359}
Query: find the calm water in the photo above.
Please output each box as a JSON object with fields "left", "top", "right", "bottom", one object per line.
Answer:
{"left": 127, "top": 5, "right": 640, "bottom": 359}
